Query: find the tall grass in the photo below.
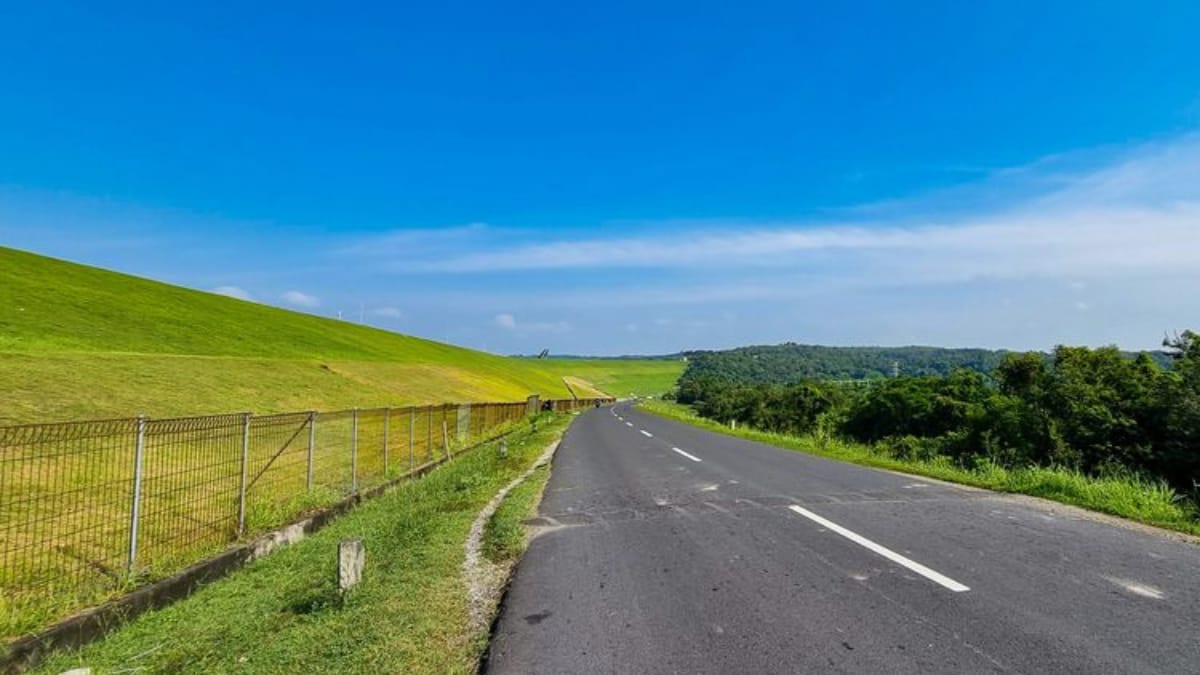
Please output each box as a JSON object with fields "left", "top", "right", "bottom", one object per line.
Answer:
{"left": 641, "top": 400, "right": 1200, "bottom": 537}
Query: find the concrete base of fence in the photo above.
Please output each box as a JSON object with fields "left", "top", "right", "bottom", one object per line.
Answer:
{"left": 2, "top": 457, "right": 449, "bottom": 674}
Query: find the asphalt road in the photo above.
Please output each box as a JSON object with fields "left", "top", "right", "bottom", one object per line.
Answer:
{"left": 484, "top": 402, "right": 1200, "bottom": 674}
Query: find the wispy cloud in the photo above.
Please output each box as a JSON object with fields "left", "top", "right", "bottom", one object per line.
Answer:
{"left": 281, "top": 290, "right": 320, "bottom": 308}
{"left": 338, "top": 222, "right": 492, "bottom": 257}
{"left": 212, "top": 285, "right": 253, "bottom": 301}
{"left": 493, "top": 313, "right": 570, "bottom": 335}
{"left": 350, "top": 134, "right": 1200, "bottom": 290}
{"left": 404, "top": 209, "right": 1200, "bottom": 278}
{"left": 371, "top": 306, "right": 403, "bottom": 319}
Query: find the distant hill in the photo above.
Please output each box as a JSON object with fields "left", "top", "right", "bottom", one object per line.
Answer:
{"left": 0, "top": 247, "right": 679, "bottom": 423}
{"left": 678, "top": 342, "right": 1172, "bottom": 387}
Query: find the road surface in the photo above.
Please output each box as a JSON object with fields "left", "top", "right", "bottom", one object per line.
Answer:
{"left": 485, "top": 403, "right": 1200, "bottom": 674}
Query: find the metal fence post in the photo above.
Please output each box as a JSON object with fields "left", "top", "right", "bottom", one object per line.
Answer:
{"left": 306, "top": 411, "right": 316, "bottom": 491}
{"left": 127, "top": 415, "right": 148, "bottom": 576}
{"left": 237, "top": 412, "right": 251, "bottom": 538}
{"left": 383, "top": 407, "right": 391, "bottom": 477}
{"left": 408, "top": 407, "right": 415, "bottom": 472}
{"left": 351, "top": 407, "right": 359, "bottom": 493}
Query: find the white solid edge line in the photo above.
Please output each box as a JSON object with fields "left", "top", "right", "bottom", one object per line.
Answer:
{"left": 671, "top": 446, "right": 702, "bottom": 462}
{"left": 787, "top": 505, "right": 970, "bottom": 593}
{"left": 639, "top": 430, "right": 653, "bottom": 438}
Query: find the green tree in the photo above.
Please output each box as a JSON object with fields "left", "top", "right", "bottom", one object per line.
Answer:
{"left": 1159, "top": 333, "right": 1200, "bottom": 488}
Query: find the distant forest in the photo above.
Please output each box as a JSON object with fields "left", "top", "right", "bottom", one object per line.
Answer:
{"left": 678, "top": 343, "right": 1172, "bottom": 387}
{"left": 670, "top": 334, "right": 1199, "bottom": 499}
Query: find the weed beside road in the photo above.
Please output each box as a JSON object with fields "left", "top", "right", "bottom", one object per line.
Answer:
{"left": 33, "top": 414, "right": 572, "bottom": 675}
{"left": 482, "top": 463, "right": 552, "bottom": 564}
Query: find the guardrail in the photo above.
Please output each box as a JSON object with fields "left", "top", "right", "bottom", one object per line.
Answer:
{"left": 0, "top": 395, "right": 611, "bottom": 639}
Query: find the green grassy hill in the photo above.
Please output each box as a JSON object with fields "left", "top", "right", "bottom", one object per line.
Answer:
{"left": 540, "top": 359, "right": 686, "bottom": 399}
{"left": 0, "top": 247, "right": 683, "bottom": 424}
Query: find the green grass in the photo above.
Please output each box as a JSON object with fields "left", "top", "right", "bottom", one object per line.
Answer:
{"left": 0, "top": 247, "right": 677, "bottom": 423}
{"left": 641, "top": 400, "right": 1200, "bottom": 537}
{"left": 534, "top": 359, "right": 685, "bottom": 399}
{"left": 482, "top": 464, "right": 551, "bottom": 564}
{"left": 31, "top": 414, "right": 572, "bottom": 675}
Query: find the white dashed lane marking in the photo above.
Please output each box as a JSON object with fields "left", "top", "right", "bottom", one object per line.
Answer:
{"left": 671, "top": 447, "right": 702, "bottom": 462}
{"left": 787, "top": 505, "right": 970, "bottom": 593}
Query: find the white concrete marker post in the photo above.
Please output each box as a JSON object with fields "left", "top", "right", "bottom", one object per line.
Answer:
{"left": 338, "top": 538, "right": 365, "bottom": 594}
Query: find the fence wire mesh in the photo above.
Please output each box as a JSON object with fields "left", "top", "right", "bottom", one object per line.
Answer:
{"left": 1, "top": 395, "right": 611, "bottom": 639}
{"left": 0, "top": 418, "right": 138, "bottom": 616}
{"left": 139, "top": 414, "right": 245, "bottom": 575}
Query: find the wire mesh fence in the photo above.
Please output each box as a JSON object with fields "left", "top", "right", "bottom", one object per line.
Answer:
{"left": 0, "top": 395, "right": 610, "bottom": 639}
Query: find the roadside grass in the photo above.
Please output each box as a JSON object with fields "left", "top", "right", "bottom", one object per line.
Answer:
{"left": 30, "top": 413, "right": 572, "bottom": 675}
{"left": 640, "top": 400, "right": 1200, "bottom": 537}
{"left": 482, "top": 464, "right": 552, "bottom": 564}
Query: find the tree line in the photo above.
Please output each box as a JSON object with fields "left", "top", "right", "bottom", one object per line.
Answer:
{"left": 679, "top": 342, "right": 1173, "bottom": 385}
{"left": 671, "top": 333, "right": 1199, "bottom": 495}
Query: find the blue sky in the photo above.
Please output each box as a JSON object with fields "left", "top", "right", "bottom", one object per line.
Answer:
{"left": 3, "top": 1, "right": 1200, "bottom": 355}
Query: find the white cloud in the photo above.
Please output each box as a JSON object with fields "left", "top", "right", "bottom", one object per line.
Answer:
{"left": 339, "top": 223, "right": 491, "bottom": 257}
{"left": 371, "top": 306, "right": 403, "bottom": 318}
{"left": 405, "top": 206, "right": 1200, "bottom": 280}
{"left": 281, "top": 290, "right": 320, "bottom": 308}
{"left": 381, "top": 133, "right": 1200, "bottom": 286}
{"left": 493, "top": 313, "right": 569, "bottom": 334}
{"left": 212, "top": 285, "right": 253, "bottom": 301}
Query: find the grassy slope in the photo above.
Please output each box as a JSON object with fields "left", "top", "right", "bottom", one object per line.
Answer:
{"left": 539, "top": 358, "right": 684, "bottom": 399}
{"left": 641, "top": 401, "right": 1200, "bottom": 537}
{"left": 33, "top": 414, "right": 571, "bottom": 675}
{"left": 0, "top": 247, "right": 679, "bottom": 423}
